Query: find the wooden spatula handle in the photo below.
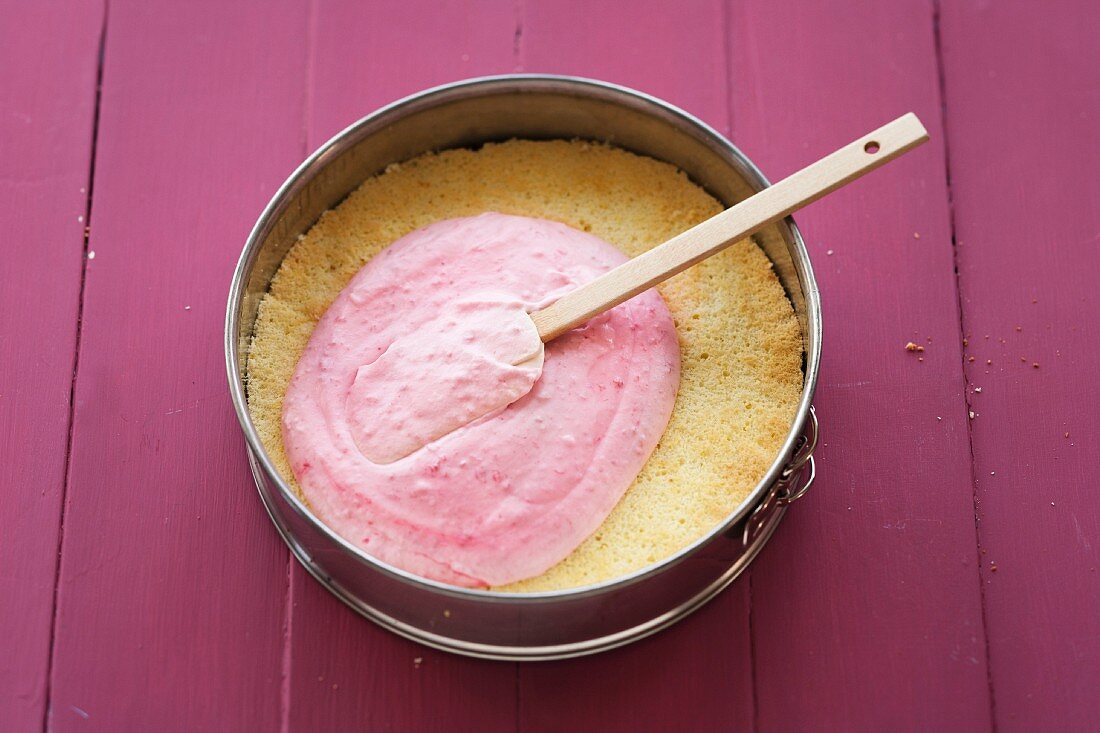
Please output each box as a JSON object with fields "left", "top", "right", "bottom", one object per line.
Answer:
{"left": 530, "top": 112, "right": 929, "bottom": 341}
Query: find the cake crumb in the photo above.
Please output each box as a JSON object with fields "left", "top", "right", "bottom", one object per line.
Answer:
{"left": 969, "top": 411, "right": 976, "bottom": 419}
{"left": 986, "top": 359, "right": 992, "bottom": 365}
{"left": 87, "top": 250, "right": 95, "bottom": 259}
{"left": 184, "top": 305, "right": 191, "bottom": 311}
{"left": 1032, "top": 362, "right": 1040, "bottom": 369}
{"left": 413, "top": 657, "right": 423, "bottom": 668}
{"left": 1015, "top": 325, "right": 1022, "bottom": 332}
{"left": 974, "top": 387, "right": 982, "bottom": 393}
{"left": 443, "top": 609, "right": 451, "bottom": 618}
{"left": 905, "top": 341, "right": 919, "bottom": 352}
{"left": 826, "top": 249, "right": 834, "bottom": 256}
{"left": 968, "top": 356, "right": 975, "bottom": 363}
{"left": 962, "top": 338, "right": 969, "bottom": 347}
{"left": 913, "top": 232, "right": 920, "bottom": 239}
{"left": 1065, "top": 432, "right": 1070, "bottom": 438}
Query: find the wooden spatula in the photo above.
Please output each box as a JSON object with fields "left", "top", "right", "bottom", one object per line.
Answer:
{"left": 528, "top": 112, "right": 929, "bottom": 342}
{"left": 357, "top": 113, "right": 928, "bottom": 464}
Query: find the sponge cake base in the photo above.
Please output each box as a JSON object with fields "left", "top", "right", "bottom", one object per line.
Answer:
{"left": 246, "top": 139, "right": 804, "bottom": 592}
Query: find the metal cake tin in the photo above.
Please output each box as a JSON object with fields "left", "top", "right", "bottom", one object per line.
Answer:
{"left": 226, "top": 75, "right": 821, "bottom": 660}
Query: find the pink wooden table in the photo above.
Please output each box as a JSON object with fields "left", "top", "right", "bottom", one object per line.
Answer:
{"left": 4, "top": 1, "right": 1098, "bottom": 730}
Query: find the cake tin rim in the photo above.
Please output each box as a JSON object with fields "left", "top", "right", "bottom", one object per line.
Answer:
{"left": 262, "top": 465, "right": 788, "bottom": 661}
{"left": 225, "top": 73, "right": 822, "bottom": 603}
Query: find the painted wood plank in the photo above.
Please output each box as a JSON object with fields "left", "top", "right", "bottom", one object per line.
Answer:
{"left": 0, "top": 1, "right": 102, "bottom": 729}
{"left": 307, "top": 0, "right": 522, "bottom": 145}
{"left": 938, "top": 1, "right": 1100, "bottom": 729}
{"left": 727, "top": 1, "right": 993, "bottom": 730}
{"left": 520, "top": 579, "right": 752, "bottom": 732}
{"left": 46, "top": 2, "right": 307, "bottom": 730}
{"left": 516, "top": 3, "right": 758, "bottom": 731}
{"left": 284, "top": 2, "right": 520, "bottom": 730}
{"left": 517, "top": 0, "right": 731, "bottom": 136}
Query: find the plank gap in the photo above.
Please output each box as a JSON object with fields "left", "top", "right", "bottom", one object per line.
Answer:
{"left": 278, "top": 554, "right": 294, "bottom": 733}
{"left": 725, "top": 2, "right": 758, "bottom": 727}
{"left": 301, "top": 0, "right": 317, "bottom": 163}
{"left": 512, "top": 0, "right": 525, "bottom": 71}
{"left": 747, "top": 572, "right": 761, "bottom": 733}
{"left": 41, "top": 3, "right": 110, "bottom": 729}
{"left": 930, "top": 0, "right": 999, "bottom": 728}
{"left": 281, "top": 3, "right": 316, "bottom": 731}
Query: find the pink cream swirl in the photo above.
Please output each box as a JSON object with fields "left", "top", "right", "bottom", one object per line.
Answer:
{"left": 282, "top": 213, "right": 680, "bottom": 587}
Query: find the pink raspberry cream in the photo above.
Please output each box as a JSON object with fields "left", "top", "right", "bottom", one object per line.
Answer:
{"left": 282, "top": 213, "right": 680, "bottom": 587}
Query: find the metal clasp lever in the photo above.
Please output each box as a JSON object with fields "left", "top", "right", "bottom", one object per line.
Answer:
{"left": 742, "top": 406, "right": 819, "bottom": 546}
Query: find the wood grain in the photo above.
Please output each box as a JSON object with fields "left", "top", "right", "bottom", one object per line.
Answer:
{"left": 939, "top": 0, "right": 1100, "bottom": 729}
{"left": 728, "top": 1, "right": 993, "bottom": 729}
{"left": 306, "top": 0, "right": 522, "bottom": 145}
{"left": 532, "top": 114, "right": 928, "bottom": 341}
{"left": 0, "top": 1, "right": 102, "bottom": 729}
{"left": 516, "top": 2, "right": 757, "bottom": 731}
{"left": 284, "top": 2, "right": 520, "bottom": 731}
{"left": 520, "top": 574, "right": 753, "bottom": 733}
{"left": 45, "top": 2, "right": 307, "bottom": 729}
